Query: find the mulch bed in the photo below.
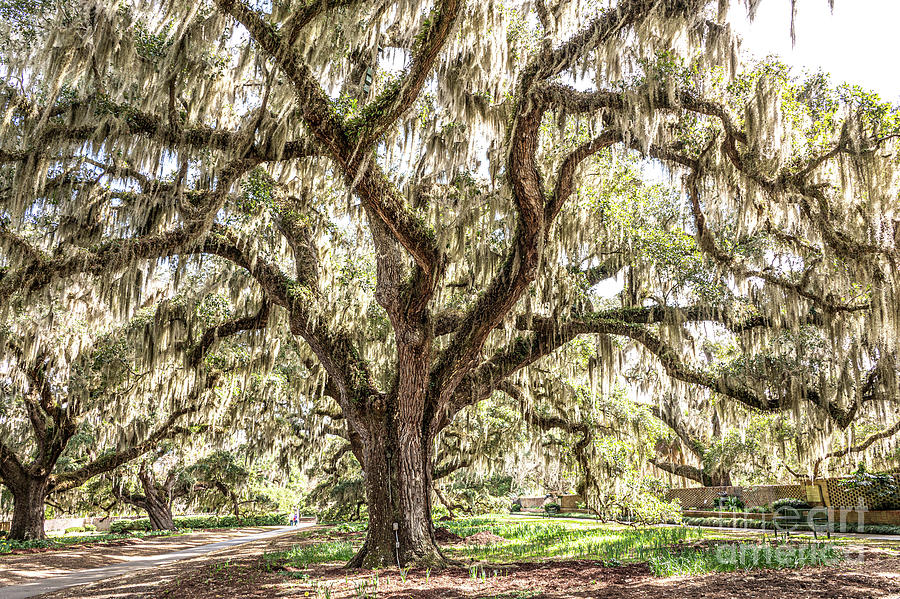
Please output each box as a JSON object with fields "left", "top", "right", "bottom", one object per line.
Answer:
{"left": 434, "top": 527, "right": 464, "bottom": 544}
{"left": 463, "top": 531, "right": 508, "bottom": 545}
{"left": 144, "top": 553, "right": 900, "bottom": 599}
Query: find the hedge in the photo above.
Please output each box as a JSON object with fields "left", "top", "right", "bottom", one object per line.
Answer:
{"left": 63, "top": 524, "right": 97, "bottom": 534}
{"left": 682, "top": 516, "right": 900, "bottom": 535}
{"left": 109, "top": 513, "right": 289, "bottom": 533}
{"left": 770, "top": 498, "right": 812, "bottom": 511}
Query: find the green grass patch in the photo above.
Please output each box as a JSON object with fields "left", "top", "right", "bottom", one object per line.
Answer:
{"left": 441, "top": 515, "right": 702, "bottom": 563}
{"left": 439, "top": 516, "right": 844, "bottom": 576}
{"left": 648, "top": 541, "right": 844, "bottom": 576}
{"left": 0, "top": 530, "right": 179, "bottom": 554}
{"left": 263, "top": 540, "right": 355, "bottom": 570}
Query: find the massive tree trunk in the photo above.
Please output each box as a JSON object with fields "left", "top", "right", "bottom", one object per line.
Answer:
{"left": 347, "top": 381, "right": 443, "bottom": 568}
{"left": 348, "top": 423, "right": 442, "bottom": 568}
{"left": 138, "top": 465, "right": 178, "bottom": 531}
{"left": 8, "top": 475, "right": 49, "bottom": 540}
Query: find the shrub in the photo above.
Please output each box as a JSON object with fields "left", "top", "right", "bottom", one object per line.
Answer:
{"left": 682, "top": 516, "right": 774, "bottom": 530}
{"left": 176, "top": 515, "right": 218, "bottom": 529}
{"left": 64, "top": 526, "right": 86, "bottom": 534}
{"left": 746, "top": 506, "right": 770, "bottom": 514}
{"left": 544, "top": 502, "right": 561, "bottom": 515}
{"left": 243, "top": 513, "right": 289, "bottom": 526}
{"left": 131, "top": 518, "right": 152, "bottom": 531}
{"left": 770, "top": 498, "right": 812, "bottom": 511}
{"left": 713, "top": 494, "right": 744, "bottom": 511}
{"left": 109, "top": 518, "right": 151, "bottom": 533}
{"left": 509, "top": 499, "right": 522, "bottom": 513}
{"left": 107, "top": 513, "right": 290, "bottom": 533}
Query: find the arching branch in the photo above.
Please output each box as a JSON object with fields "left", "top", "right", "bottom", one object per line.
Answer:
{"left": 188, "top": 302, "right": 272, "bottom": 368}
{"left": 350, "top": 0, "right": 463, "bottom": 145}
{"left": 50, "top": 407, "right": 197, "bottom": 494}
{"left": 813, "top": 419, "right": 900, "bottom": 476}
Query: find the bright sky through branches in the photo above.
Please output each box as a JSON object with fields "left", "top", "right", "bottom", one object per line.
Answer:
{"left": 733, "top": 0, "right": 900, "bottom": 100}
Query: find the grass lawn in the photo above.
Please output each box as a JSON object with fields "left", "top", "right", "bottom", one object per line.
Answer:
{"left": 267, "top": 515, "right": 845, "bottom": 577}
{"left": 105, "top": 516, "right": 900, "bottom": 599}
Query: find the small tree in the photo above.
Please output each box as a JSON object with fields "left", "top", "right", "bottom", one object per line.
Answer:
{"left": 186, "top": 450, "right": 251, "bottom": 517}
{"left": 112, "top": 460, "right": 189, "bottom": 531}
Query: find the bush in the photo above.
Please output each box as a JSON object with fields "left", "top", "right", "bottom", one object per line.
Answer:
{"left": 544, "top": 502, "right": 561, "bottom": 515}
{"left": 245, "top": 513, "right": 290, "bottom": 526}
{"left": 770, "top": 498, "right": 812, "bottom": 511}
{"left": 509, "top": 499, "right": 522, "bottom": 513}
{"left": 681, "top": 515, "right": 900, "bottom": 536}
{"left": 176, "top": 515, "right": 218, "bottom": 529}
{"left": 713, "top": 494, "right": 745, "bottom": 511}
{"left": 109, "top": 518, "right": 151, "bottom": 533}
{"left": 109, "top": 513, "right": 290, "bottom": 533}
{"left": 683, "top": 516, "right": 774, "bottom": 530}
{"left": 109, "top": 520, "right": 128, "bottom": 533}
{"left": 746, "top": 506, "right": 770, "bottom": 514}
{"left": 62, "top": 524, "right": 96, "bottom": 534}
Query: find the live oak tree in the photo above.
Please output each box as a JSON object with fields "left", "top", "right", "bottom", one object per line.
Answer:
{"left": 111, "top": 459, "right": 189, "bottom": 531}
{"left": 2, "top": 0, "right": 900, "bottom": 565}
{"left": 0, "top": 305, "right": 184, "bottom": 539}
{"left": 108, "top": 449, "right": 252, "bottom": 530}
{"left": 185, "top": 449, "right": 253, "bottom": 517}
{"left": 647, "top": 399, "right": 735, "bottom": 485}
{"left": 0, "top": 292, "right": 270, "bottom": 539}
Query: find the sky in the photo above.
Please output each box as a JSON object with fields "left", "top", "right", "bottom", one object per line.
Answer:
{"left": 731, "top": 0, "right": 900, "bottom": 101}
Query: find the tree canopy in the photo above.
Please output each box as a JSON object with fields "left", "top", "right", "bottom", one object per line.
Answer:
{"left": 1, "top": 0, "right": 899, "bottom": 564}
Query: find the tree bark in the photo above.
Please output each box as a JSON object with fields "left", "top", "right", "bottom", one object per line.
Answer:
{"left": 347, "top": 411, "right": 443, "bottom": 568}
{"left": 213, "top": 481, "right": 240, "bottom": 517}
{"left": 144, "top": 497, "right": 176, "bottom": 531}
{"left": 138, "top": 467, "right": 177, "bottom": 531}
{"left": 8, "top": 475, "right": 49, "bottom": 540}
{"left": 649, "top": 458, "right": 733, "bottom": 487}
{"left": 114, "top": 464, "right": 179, "bottom": 531}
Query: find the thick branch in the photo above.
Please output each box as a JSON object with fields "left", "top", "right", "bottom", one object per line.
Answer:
{"left": 50, "top": 407, "right": 196, "bottom": 493}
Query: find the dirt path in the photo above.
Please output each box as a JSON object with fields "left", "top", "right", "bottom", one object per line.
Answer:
{"left": 0, "top": 525, "right": 310, "bottom": 599}
{"left": 0, "top": 527, "right": 284, "bottom": 587}
{"left": 27, "top": 544, "right": 900, "bottom": 599}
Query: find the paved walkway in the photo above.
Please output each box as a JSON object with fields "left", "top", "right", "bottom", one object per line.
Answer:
{"left": 1, "top": 524, "right": 311, "bottom": 599}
